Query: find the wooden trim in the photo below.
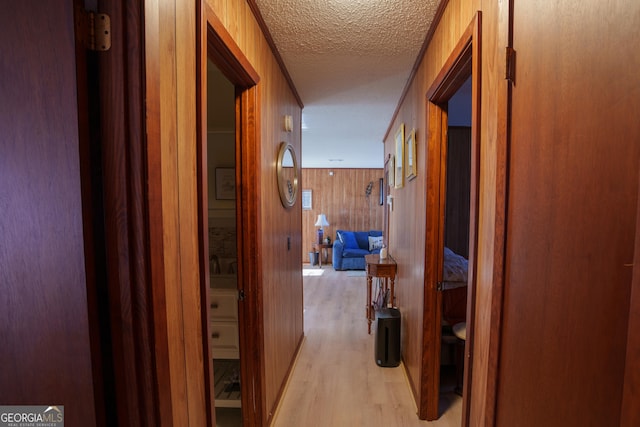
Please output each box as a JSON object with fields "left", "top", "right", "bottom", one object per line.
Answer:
{"left": 384, "top": 0, "right": 450, "bottom": 142}
{"left": 246, "top": 0, "right": 304, "bottom": 108}
{"left": 196, "top": 1, "right": 214, "bottom": 425}
{"left": 621, "top": 167, "right": 640, "bottom": 426}
{"left": 143, "top": 0, "right": 172, "bottom": 423}
{"left": 98, "top": 0, "right": 163, "bottom": 425}
{"left": 238, "top": 85, "right": 268, "bottom": 426}
{"left": 201, "top": 4, "right": 265, "bottom": 425}
{"left": 425, "top": 18, "right": 476, "bottom": 100}
{"left": 421, "top": 12, "right": 481, "bottom": 423}
{"left": 461, "top": 13, "right": 482, "bottom": 427}
{"left": 479, "top": 2, "right": 511, "bottom": 425}
{"left": 421, "top": 101, "right": 446, "bottom": 420}
{"left": 205, "top": 6, "right": 260, "bottom": 86}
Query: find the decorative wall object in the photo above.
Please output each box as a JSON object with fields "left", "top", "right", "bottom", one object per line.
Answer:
{"left": 302, "top": 189, "right": 312, "bottom": 210}
{"left": 394, "top": 124, "right": 404, "bottom": 189}
{"left": 406, "top": 129, "right": 417, "bottom": 180}
{"left": 215, "top": 168, "right": 236, "bottom": 199}
{"left": 276, "top": 142, "right": 299, "bottom": 208}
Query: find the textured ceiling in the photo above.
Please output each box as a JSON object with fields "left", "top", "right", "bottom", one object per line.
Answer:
{"left": 254, "top": 0, "right": 441, "bottom": 168}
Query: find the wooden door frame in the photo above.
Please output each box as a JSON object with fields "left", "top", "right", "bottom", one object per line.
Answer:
{"left": 421, "top": 12, "right": 481, "bottom": 423}
{"left": 94, "top": 0, "right": 165, "bottom": 424}
{"left": 197, "top": 3, "right": 264, "bottom": 426}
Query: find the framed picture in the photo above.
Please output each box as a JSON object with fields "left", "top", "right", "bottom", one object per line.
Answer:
{"left": 406, "top": 129, "right": 417, "bottom": 180}
{"left": 302, "top": 189, "right": 312, "bottom": 210}
{"left": 388, "top": 154, "right": 395, "bottom": 188}
{"left": 215, "top": 168, "right": 236, "bottom": 200}
{"left": 394, "top": 123, "right": 404, "bottom": 189}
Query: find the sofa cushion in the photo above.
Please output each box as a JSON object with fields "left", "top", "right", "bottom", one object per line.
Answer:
{"left": 354, "top": 231, "right": 370, "bottom": 250}
{"left": 342, "top": 248, "right": 370, "bottom": 258}
{"left": 338, "top": 230, "right": 359, "bottom": 249}
{"left": 368, "top": 235, "right": 384, "bottom": 251}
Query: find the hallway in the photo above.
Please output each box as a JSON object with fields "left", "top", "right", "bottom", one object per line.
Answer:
{"left": 271, "top": 266, "right": 462, "bottom": 426}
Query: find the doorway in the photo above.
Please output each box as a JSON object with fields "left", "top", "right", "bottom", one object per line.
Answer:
{"left": 421, "top": 13, "right": 480, "bottom": 424}
{"left": 198, "top": 7, "right": 263, "bottom": 426}
{"left": 440, "top": 79, "right": 472, "bottom": 408}
{"left": 206, "top": 59, "right": 242, "bottom": 425}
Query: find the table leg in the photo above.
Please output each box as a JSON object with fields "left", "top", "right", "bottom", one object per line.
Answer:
{"left": 366, "top": 274, "right": 372, "bottom": 334}
{"left": 390, "top": 277, "right": 395, "bottom": 307}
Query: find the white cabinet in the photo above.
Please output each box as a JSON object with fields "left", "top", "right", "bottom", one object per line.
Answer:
{"left": 210, "top": 275, "right": 241, "bottom": 408}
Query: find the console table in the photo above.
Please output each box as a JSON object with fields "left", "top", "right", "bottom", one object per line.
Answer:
{"left": 365, "top": 253, "right": 397, "bottom": 334}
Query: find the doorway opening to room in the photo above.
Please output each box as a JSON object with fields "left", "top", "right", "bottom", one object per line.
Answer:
{"left": 206, "top": 58, "right": 243, "bottom": 426}
{"left": 198, "top": 8, "right": 264, "bottom": 426}
{"left": 421, "top": 13, "right": 480, "bottom": 425}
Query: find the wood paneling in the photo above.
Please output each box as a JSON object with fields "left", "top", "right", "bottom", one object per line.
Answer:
{"left": 383, "top": 1, "right": 484, "bottom": 421}
{"left": 201, "top": 1, "right": 304, "bottom": 424}
{"left": 301, "top": 169, "right": 384, "bottom": 259}
{"left": 143, "top": 0, "right": 305, "bottom": 422}
{"left": 387, "top": 0, "right": 639, "bottom": 425}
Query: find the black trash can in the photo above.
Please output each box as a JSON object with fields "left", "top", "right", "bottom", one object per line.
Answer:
{"left": 375, "top": 307, "right": 401, "bottom": 367}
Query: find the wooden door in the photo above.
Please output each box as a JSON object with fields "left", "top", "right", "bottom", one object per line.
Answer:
{"left": 497, "top": 1, "right": 640, "bottom": 425}
{"left": 0, "top": 1, "right": 98, "bottom": 425}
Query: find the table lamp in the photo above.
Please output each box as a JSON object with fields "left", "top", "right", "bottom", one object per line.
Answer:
{"left": 314, "top": 213, "right": 329, "bottom": 244}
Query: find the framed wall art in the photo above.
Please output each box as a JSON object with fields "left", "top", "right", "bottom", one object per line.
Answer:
{"left": 406, "top": 128, "right": 417, "bottom": 180}
{"left": 215, "top": 168, "right": 236, "bottom": 200}
{"left": 394, "top": 123, "right": 404, "bottom": 189}
{"left": 302, "top": 189, "right": 312, "bottom": 210}
{"left": 388, "top": 154, "right": 395, "bottom": 188}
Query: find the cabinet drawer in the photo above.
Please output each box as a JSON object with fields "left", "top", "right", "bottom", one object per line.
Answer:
{"left": 210, "top": 321, "right": 239, "bottom": 359}
{"left": 209, "top": 290, "right": 237, "bottom": 321}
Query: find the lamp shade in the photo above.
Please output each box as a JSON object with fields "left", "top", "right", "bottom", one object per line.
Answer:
{"left": 314, "top": 214, "right": 329, "bottom": 228}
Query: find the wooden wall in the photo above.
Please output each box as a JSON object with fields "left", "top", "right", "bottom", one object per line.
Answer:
{"left": 144, "top": 0, "right": 303, "bottom": 424}
{"left": 301, "top": 168, "right": 384, "bottom": 261}
{"left": 383, "top": 0, "right": 480, "bottom": 415}
{"left": 385, "top": 0, "right": 640, "bottom": 425}
{"left": 143, "top": 0, "right": 206, "bottom": 424}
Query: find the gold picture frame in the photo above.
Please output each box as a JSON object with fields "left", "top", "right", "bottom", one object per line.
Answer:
{"left": 406, "top": 129, "right": 417, "bottom": 180}
{"left": 394, "top": 123, "right": 404, "bottom": 189}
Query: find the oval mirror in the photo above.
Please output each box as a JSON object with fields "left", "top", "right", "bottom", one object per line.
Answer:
{"left": 276, "top": 142, "right": 298, "bottom": 208}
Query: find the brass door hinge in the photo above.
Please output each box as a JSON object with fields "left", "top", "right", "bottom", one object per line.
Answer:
{"left": 79, "top": 11, "right": 111, "bottom": 51}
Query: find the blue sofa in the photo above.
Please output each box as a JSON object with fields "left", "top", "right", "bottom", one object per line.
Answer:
{"left": 332, "top": 230, "right": 383, "bottom": 270}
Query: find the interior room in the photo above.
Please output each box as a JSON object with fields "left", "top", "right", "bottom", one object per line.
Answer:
{"left": 2, "top": 1, "right": 638, "bottom": 427}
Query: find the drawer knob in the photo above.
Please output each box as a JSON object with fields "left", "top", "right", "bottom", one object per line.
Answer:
{"left": 210, "top": 303, "right": 219, "bottom": 309}
{"left": 212, "top": 332, "right": 220, "bottom": 339}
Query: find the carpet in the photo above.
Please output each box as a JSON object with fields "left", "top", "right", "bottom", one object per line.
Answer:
{"left": 346, "top": 271, "right": 366, "bottom": 277}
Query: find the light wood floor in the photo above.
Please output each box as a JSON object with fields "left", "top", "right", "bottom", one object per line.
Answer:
{"left": 271, "top": 266, "right": 462, "bottom": 426}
